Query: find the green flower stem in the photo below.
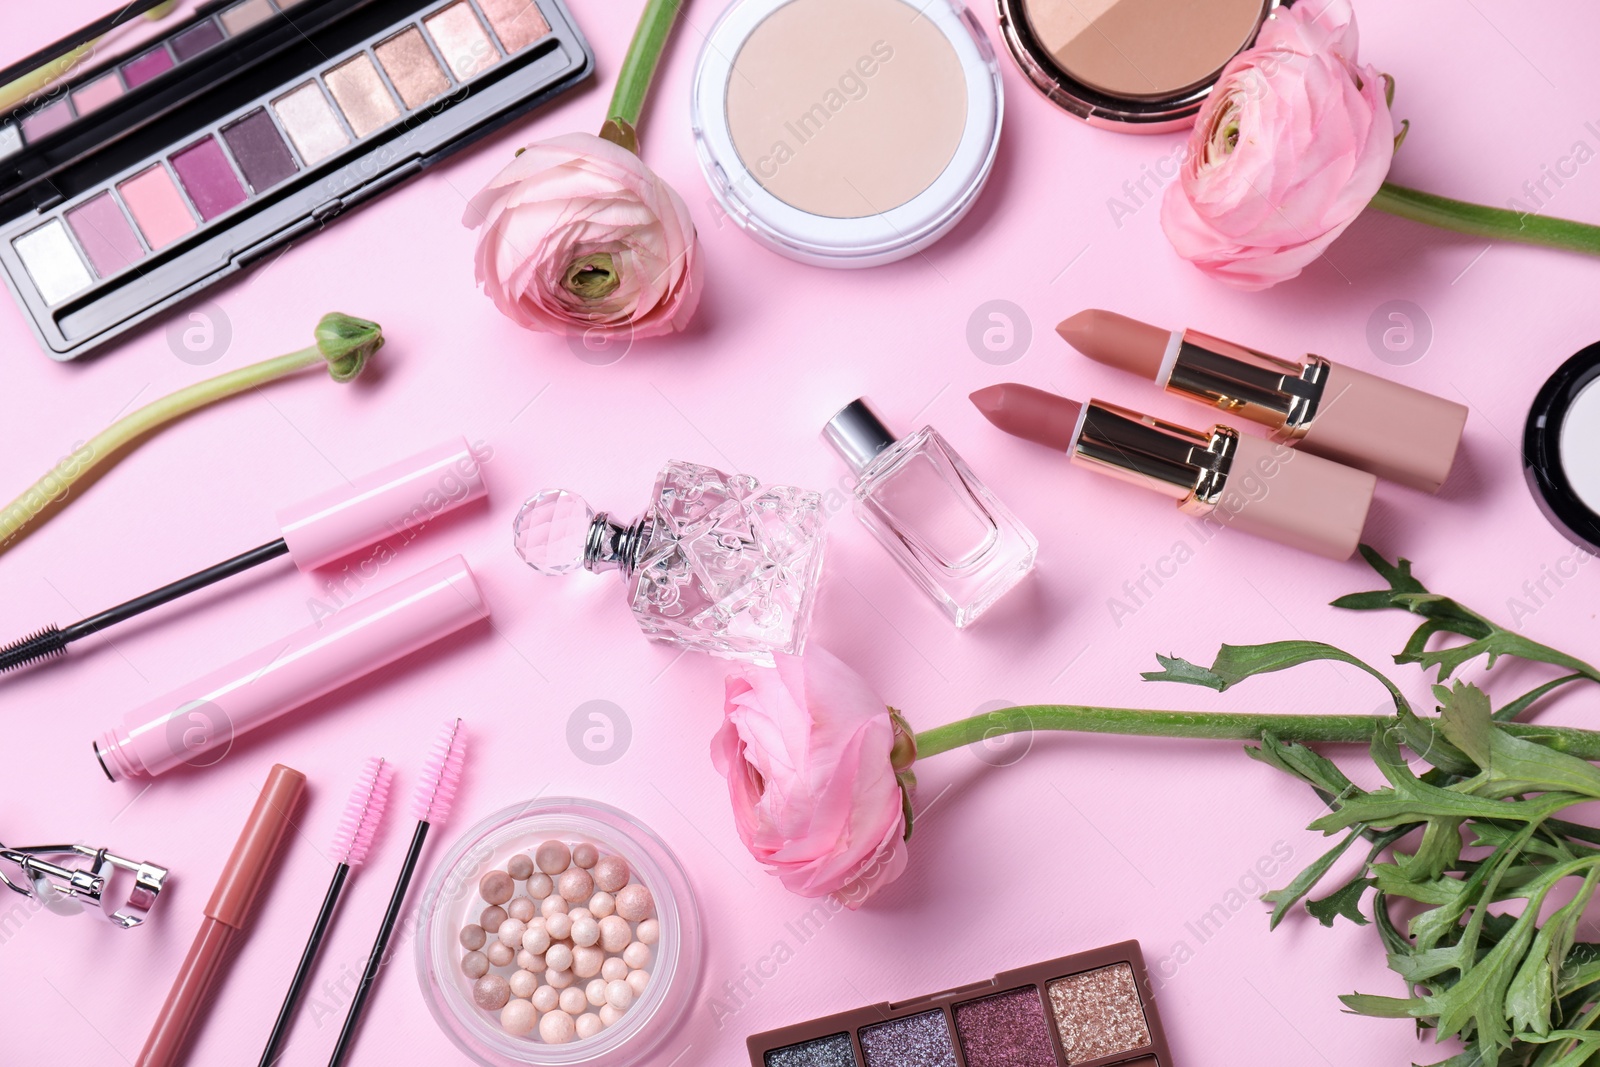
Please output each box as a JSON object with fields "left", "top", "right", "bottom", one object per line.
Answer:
{"left": 606, "top": 0, "right": 682, "bottom": 133}
{"left": 914, "top": 705, "right": 1600, "bottom": 762}
{"left": 1370, "top": 182, "right": 1600, "bottom": 257}
{"left": 0, "top": 312, "right": 381, "bottom": 552}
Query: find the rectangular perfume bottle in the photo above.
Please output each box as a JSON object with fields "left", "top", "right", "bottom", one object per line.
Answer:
{"left": 826, "top": 399, "right": 1037, "bottom": 628}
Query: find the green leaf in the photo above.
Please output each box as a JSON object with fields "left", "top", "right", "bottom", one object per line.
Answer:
{"left": 1339, "top": 992, "right": 1424, "bottom": 1018}
{"left": 1144, "top": 640, "right": 1413, "bottom": 715}
{"left": 1437, "top": 682, "right": 1600, "bottom": 800}
{"left": 1394, "top": 818, "right": 1465, "bottom": 884}
{"left": 1263, "top": 829, "right": 1364, "bottom": 930}
{"left": 1246, "top": 734, "right": 1359, "bottom": 798}
{"left": 1497, "top": 674, "right": 1590, "bottom": 722}
{"left": 1506, "top": 867, "right": 1600, "bottom": 1036}
{"left": 1307, "top": 874, "right": 1374, "bottom": 927}
{"left": 1139, "top": 653, "right": 1228, "bottom": 690}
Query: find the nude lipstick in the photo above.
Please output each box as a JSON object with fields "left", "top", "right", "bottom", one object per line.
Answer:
{"left": 1057, "top": 309, "right": 1468, "bottom": 493}
{"left": 971, "top": 383, "right": 1376, "bottom": 560}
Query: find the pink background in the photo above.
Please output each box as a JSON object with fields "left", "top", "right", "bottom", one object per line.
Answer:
{"left": 4, "top": 1, "right": 1600, "bottom": 1064}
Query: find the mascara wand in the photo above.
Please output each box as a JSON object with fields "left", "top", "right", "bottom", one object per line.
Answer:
{"left": 0, "top": 438, "right": 486, "bottom": 676}
{"left": 259, "top": 756, "right": 394, "bottom": 1067}
{"left": 328, "top": 719, "right": 466, "bottom": 1067}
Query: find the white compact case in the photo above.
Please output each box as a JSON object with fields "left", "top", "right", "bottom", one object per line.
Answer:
{"left": 690, "top": 0, "right": 1003, "bottom": 268}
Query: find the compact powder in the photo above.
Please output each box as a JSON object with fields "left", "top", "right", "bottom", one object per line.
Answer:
{"left": 860, "top": 1010, "right": 956, "bottom": 1067}
{"left": 725, "top": 0, "right": 967, "bottom": 220}
{"left": 954, "top": 987, "right": 1056, "bottom": 1067}
{"left": 1047, "top": 964, "right": 1152, "bottom": 1061}
{"left": 1020, "top": 0, "right": 1267, "bottom": 98}
{"left": 766, "top": 1033, "right": 858, "bottom": 1067}
{"left": 1561, "top": 379, "right": 1600, "bottom": 512}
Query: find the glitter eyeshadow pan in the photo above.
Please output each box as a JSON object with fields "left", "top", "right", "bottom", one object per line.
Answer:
{"left": 746, "top": 941, "right": 1173, "bottom": 1067}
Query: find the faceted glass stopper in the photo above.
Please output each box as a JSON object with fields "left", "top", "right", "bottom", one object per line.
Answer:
{"left": 514, "top": 489, "right": 594, "bottom": 575}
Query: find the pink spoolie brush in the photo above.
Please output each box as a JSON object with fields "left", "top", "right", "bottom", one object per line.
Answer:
{"left": 259, "top": 757, "right": 393, "bottom": 1067}
{"left": 329, "top": 720, "right": 466, "bottom": 1067}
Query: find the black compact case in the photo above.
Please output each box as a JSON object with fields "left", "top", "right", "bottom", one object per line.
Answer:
{"left": 0, "top": 0, "right": 592, "bottom": 360}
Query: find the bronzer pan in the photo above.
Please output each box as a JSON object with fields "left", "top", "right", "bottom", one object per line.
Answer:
{"left": 998, "top": 0, "right": 1280, "bottom": 131}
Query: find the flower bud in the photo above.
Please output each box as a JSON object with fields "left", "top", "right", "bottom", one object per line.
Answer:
{"left": 315, "top": 312, "right": 384, "bottom": 382}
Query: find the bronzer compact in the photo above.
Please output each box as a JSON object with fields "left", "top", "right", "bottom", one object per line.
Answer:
{"left": 1525, "top": 341, "right": 1600, "bottom": 554}
{"left": 997, "top": 0, "right": 1279, "bottom": 131}
{"left": 749, "top": 941, "right": 1173, "bottom": 1067}
{"left": 690, "top": 0, "right": 1003, "bottom": 267}
{"left": 0, "top": 0, "right": 591, "bottom": 359}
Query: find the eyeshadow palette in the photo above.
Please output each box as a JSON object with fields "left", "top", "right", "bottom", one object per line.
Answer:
{"left": 748, "top": 942, "right": 1172, "bottom": 1067}
{"left": 0, "top": 0, "right": 591, "bottom": 359}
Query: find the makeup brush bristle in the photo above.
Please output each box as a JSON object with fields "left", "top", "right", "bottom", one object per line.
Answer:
{"left": 412, "top": 719, "right": 466, "bottom": 826}
{"left": 330, "top": 757, "right": 395, "bottom": 868}
{"left": 0, "top": 626, "right": 67, "bottom": 673}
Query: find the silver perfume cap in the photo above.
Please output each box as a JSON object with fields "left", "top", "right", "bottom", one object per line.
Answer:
{"left": 823, "top": 398, "right": 899, "bottom": 474}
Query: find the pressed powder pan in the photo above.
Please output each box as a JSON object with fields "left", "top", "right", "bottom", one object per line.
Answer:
{"left": 998, "top": 0, "right": 1278, "bottom": 131}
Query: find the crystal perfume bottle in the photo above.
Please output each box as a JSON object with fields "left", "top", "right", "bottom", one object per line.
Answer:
{"left": 824, "top": 398, "right": 1037, "bottom": 628}
{"left": 513, "top": 460, "right": 827, "bottom": 664}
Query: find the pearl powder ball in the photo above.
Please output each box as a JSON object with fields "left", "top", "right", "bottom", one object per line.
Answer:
{"left": 517, "top": 950, "right": 544, "bottom": 972}
{"left": 570, "top": 916, "right": 600, "bottom": 948}
{"left": 588, "top": 892, "right": 615, "bottom": 918}
{"left": 615, "top": 884, "right": 653, "bottom": 922}
{"left": 558, "top": 868, "right": 593, "bottom": 902}
{"left": 527, "top": 873, "right": 553, "bottom": 899}
{"left": 591, "top": 855, "right": 629, "bottom": 893}
{"left": 544, "top": 943, "right": 573, "bottom": 972}
{"left": 601, "top": 957, "right": 628, "bottom": 982}
{"left": 540, "top": 895, "right": 569, "bottom": 919}
{"left": 559, "top": 986, "right": 587, "bottom": 1015}
{"left": 459, "top": 924, "right": 486, "bottom": 951}
{"left": 479, "top": 870, "right": 514, "bottom": 906}
{"left": 507, "top": 896, "right": 535, "bottom": 922}
{"left": 480, "top": 905, "right": 507, "bottom": 933}
{"left": 605, "top": 980, "right": 634, "bottom": 1011}
{"left": 623, "top": 941, "right": 651, "bottom": 969}
{"left": 586, "top": 979, "right": 608, "bottom": 1007}
{"left": 532, "top": 985, "right": 559, "bottom": 1012}
{"left": 598, "top": 916, "right": 631, "bottom": 954}
{"left": 501, "top": 999, "right": 536, "bottom": 1036}
{"left": 474, "top": 974, "right": 511, "bottom": 1010}
{"left": 510, "top": 970, "right": 539, "bottom": 998}
{"left": 540, "top": 1010, "right": 576, "bottom": 1044}
{"left": 599, "top": 1004, "right": 623, "bottom": 1027}
{"left": 637, "top": 919, "right": 659, "bottom": 945}
{"left": 572, "top": 945, "right": 604, "bottom": 978}
{"left": 507, "top": 853, "right": 535, "bottom": 880}
{"left": 568, "top": 907, "right": 592, "bottom": 924}
{"left": 627, "top": 969, "right": 650, "bottom": 996}
{"left": 547, "top": 968, "right": 575, "bottom": 990}
{"left": 522, "top": 924, "right": 551, "bottom": 953}
{"left": 577, "top": 1013, "right": 603, "bottom": 1039}
{"left": 572, "top": 842, "right": 599, "bottom": 868}
{"left": 535, "top": 840, "right": 571, "bottom": 874}
{"left": 486, "top": 942, "right": 515, "bottom": 967}
{"left": 461, "top": 951, "right": 489, "bottom": 979}
{"left": 497, "top": 917, "right": 527, "bottom": 948}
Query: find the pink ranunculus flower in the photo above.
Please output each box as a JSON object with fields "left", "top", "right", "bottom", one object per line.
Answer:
{"left": 711, "top": 647, "right": 915, "bottom": 909}
{"left": 1160, "top": 0, "right": 1395, "bottom": 290}
{"left": 465, "top": 132, "right": 702, "bottom": 339}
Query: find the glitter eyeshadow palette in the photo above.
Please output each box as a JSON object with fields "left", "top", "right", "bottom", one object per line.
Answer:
{"left": 748, "top": 942, "right": 1172, "bottom": 1067}
{"left": 0, "top": 0, "right": 591, "bottom": 360}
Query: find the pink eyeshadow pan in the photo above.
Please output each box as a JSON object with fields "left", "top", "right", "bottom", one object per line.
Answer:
{"left": 72, "top": 74, "right": 124, "bottom": 116}
{"left": 21, "top": 99, "right": 73, "bottom": 143}
{"left": 66, "top": 193, "right": 144, "bottom": 277}
{"left": 122, "top": 46, "right": 176, "bottom": 88}
{"left": 171, "top": 136, "right": 247, "bottom": 221}
{"left": 118, "top": 165, "right": 196, "bottom": 249}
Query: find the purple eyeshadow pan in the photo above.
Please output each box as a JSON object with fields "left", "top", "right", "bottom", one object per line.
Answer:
{"left": 65, "top": 193, "right": 144, "bottom": 277}
{"left": 220, "top": 108, "right": 299, "bottom": 193}
{"left": 953, "top": 987, "right": 1056, "bottom": 1067}
{"left": 860, "top": 1011, "right": 956, "bottom": 1067}
{"left": 171, "top": 136, "right": 247, "bottom": 220}
{"left": 122, "top": 46, "right": 176, "bottom": 88}
{"left": 172, "top": 20, "right": 226, "bottom": 60}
